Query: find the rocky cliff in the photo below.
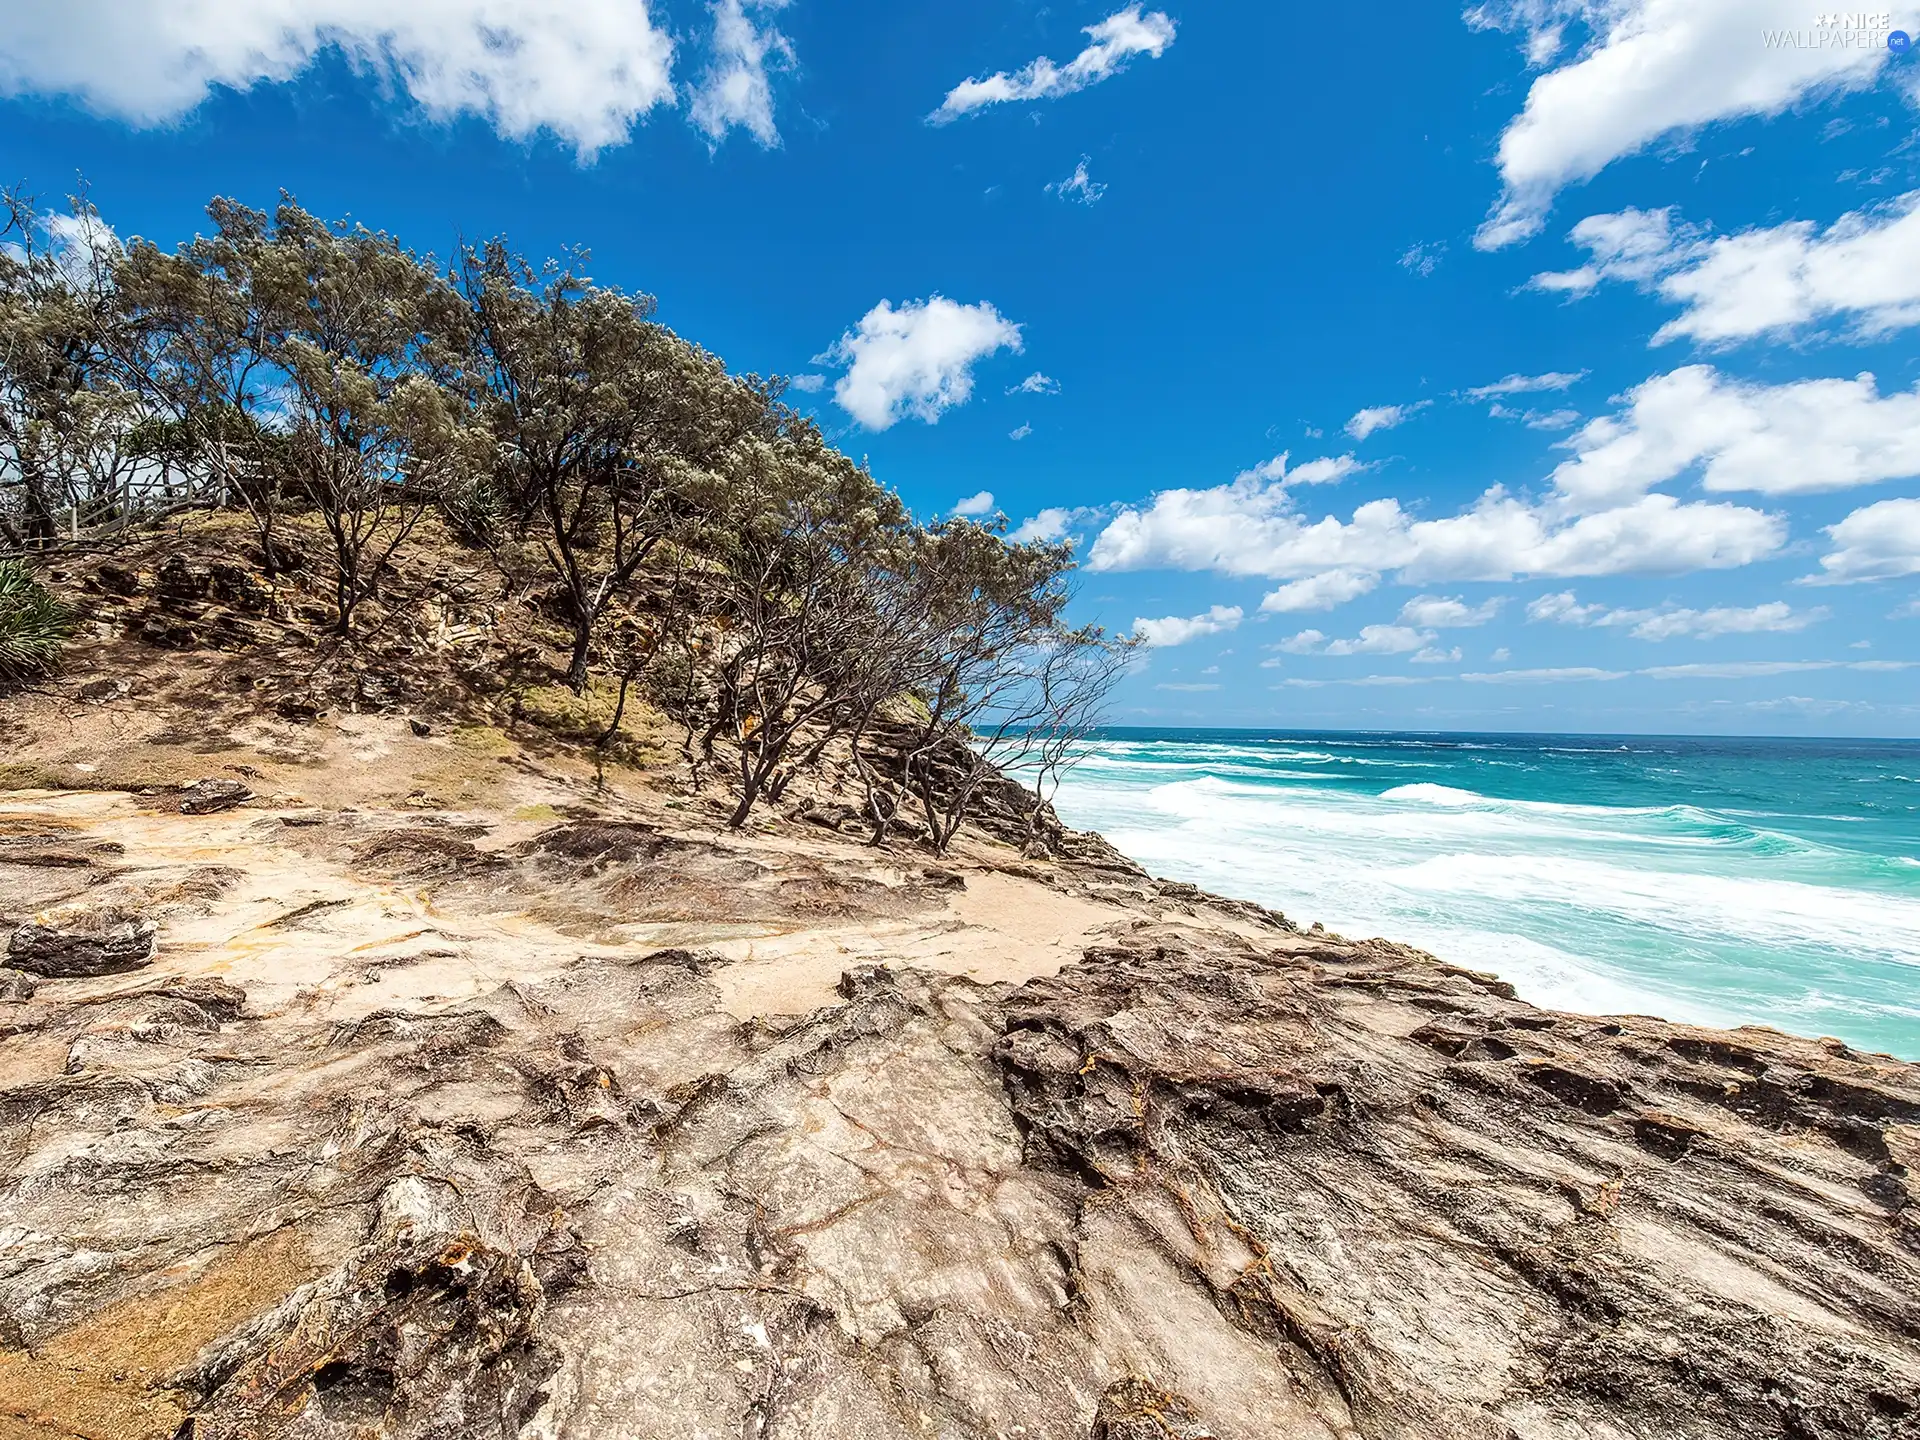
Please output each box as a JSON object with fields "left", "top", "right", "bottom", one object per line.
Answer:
{"left": 3, "top": 696, "right": 1919, "bottom": 1440}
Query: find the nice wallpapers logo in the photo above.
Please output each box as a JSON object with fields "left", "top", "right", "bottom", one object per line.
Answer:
{"left": 1763, "top": 12, "right": 1913, "bottom": 49}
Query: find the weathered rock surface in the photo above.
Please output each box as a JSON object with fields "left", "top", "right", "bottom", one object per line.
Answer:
{"left": 1, "top": 783, "right": 1917, "bottom": 1440}
{"left": 179, "top": 777, "right": 253, "bottom": 815}
{"left": 7, "top": 918, "right": 157, "bottom": 977}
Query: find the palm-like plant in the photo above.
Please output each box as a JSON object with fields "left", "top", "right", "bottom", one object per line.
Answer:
{"left": 0, "top": 560, "right": 72, "bottom": 684}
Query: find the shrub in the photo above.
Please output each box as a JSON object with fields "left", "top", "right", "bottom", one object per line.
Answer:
{"left": 0, "top": 560, "right": 73, "bottom": 685}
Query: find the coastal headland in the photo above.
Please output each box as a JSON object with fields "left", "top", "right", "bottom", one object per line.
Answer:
{"left": 3, "top": 544, "right": 1919, "bottom": 1439}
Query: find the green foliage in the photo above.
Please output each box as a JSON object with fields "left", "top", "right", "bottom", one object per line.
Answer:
{"left": 0, "top": 560, "right": 72, "bottom": 684}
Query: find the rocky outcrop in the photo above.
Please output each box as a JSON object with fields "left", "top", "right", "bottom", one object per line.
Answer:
{"left": 7, "top": 918, "right": 157, "bottom": 977}
{"left": 1, "top": 788, "right": 1917, "bottom": 1439}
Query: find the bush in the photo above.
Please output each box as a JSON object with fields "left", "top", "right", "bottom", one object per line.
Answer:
{"left": 0, "top": 560, "right": 73, "bottom": 685}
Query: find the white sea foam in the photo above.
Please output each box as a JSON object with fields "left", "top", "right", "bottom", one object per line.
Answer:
{"left": 1051, "top": 735, "right": 1920, "bottom": 1055}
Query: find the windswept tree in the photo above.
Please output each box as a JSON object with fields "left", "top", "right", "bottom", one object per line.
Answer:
{"left": 248, "top": 203, "right": 473, "bottom": 635}
{"left": 701, "top": 434, "right": 915, "bottom": 828}
{"left": 111, "top": 198, "right": 293, "bottom": 567}
{"left": 457, "top": 242, "right": 780, "bottom": 691}
{"left": 844, "top": 520, "right": 1125, "bottom": 855}
{"left": 0, "top": 189, "right": 148, "bottom": 549}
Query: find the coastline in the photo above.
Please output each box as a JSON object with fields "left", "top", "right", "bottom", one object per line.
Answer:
{"left": 1041, "top": 727, "right": 1920, "bottom": 1061}
{"left": 4, "top": 694, "right": 1920, "bottom": 1434}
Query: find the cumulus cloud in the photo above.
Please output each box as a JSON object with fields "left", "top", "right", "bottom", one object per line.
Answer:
{"left": 690, "top": 0, "right": 794, "bottom": 148}
{"left": 1471, "top": 0, "right": 1910, "bottom": 248}
{"left": 0, "top": 0, "right": 679, "bottom": 156}
{"left": 1075, "top": 363, "right": 1920, "bottom": 591}
{"left": 787, "top": 373, "right": 826, "bottom": 393}
{"left": 1529, "top": 206, "right": 1703, "bottom": 295}
{"left": 1551, "top": 366, "right": 1920, "bottom": 509}
{"left": 1397, "top": 594, "right": 1504, "bottom": 627}
{"left": 820, "top": 296, "right": 1023, "bottom": 430}
{"left": 1047, "top": 156, "right": 1108, "bottom": 205}
{"left": 1280, "top": 625, "right": 1434, "bottom": 656}
{"left": 1008, "top": 507, "right": 1072, "bottom": 544}
{"left": 1346, "top": 401, "right": 1429, "bottom": 441}
{"left": 950, "top": 490, "right": 996, "bottom": 518}
{"left": 1134, "top": 604, "right": 1243, "bottom": 648}
{"left": 1526, "top": 590, "right": 1828, "bottom": 639}
{"left": 1465, "top": 370, "right": 1588, "bottom": 399}
{"left": 1009, "top": 423, "right": 1033, "bottom": 441}
{"left": 1809, "top": 497, "right": 1920, "bottom": 582}
{"left": 931, "top": 5, "right": 1176, "bottom": 122}
{"left": 1413, "top": 645, "right": 1464, "bottom": 663}
{"left": 1534, "top": 193, "right": 1920, "bottom": 344}
{"left": 1259, "top": 569, "right": 1379, "bottom": 613}
{"left": 1086, "top": 481, "right": 1782, "bottom": 585}
{"left": 1007, "top": 372, "right": 1060, "bottom": 395}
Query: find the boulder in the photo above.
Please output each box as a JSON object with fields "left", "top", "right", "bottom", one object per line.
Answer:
{"left": 208, "top": 562, "right": 270, "bottom": 613}
{"left": 0, "top": 968, "right": 38, "bottom": 1002}
{"left": 179, "top": 778, "right": 253, "bottom": 815}
{"left": 8, "top": 919, "right": 157, "bottom": 978}
{"left": 91, "top": 563, "right": 143, "bottom": 597}
{"left": 154, "top": 555, "right": 211, "bottom": 604}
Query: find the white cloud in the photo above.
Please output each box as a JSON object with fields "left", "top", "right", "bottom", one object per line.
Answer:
{"left": 1490, "top": 402, "right": 1584, "bottom": 430}
{"left": 1472, "top": 0, "right": 1912, "bottom": 249}
{"left": 931, "top": 5, "right": 1176, "bottom": 122}
{"left": 1008, "top": 507, "right": 1073, "bottom": 544}
{"left": 1399, "top": 241, "right": 1446, "bottom": 276}
{"left": 1235, "top": 453, "right": 1364, "bottom": 487}
{"left": 690, "top": 0, "right": 794, "bottom": 148}
{"left": 1259, "top": 569, "right": 1379, "bottom": 613}
{"left": 1810, "top": 497, "right": 1920, "bottom": 582}
{"left": 1007, "top": 372, "right": 1060, "bottom": 395}
{"left": 1047, "top": 156, "right": 1108, "bottom": 204}
{"left": 1529, "top": 206, "right": 1702, "bottom": 295}
{"left": 1894, "top": 598, "right": 1920, "bottom": 619}
{"left": 1284, "top": 624, "right": 1434, "bottom": 656}
{"left": 1134, "top": 604, "right": 1243, "bottom": 648}
{"left": 1465, "top": 370, "right": 1588, "bottom": 399}
{"left": 821, "top": 296, "right": 1023, "bottom": 430}
{"left": 1526, "top": 590, "right": 1828, "bottom": 638}
{"left": 1086, "top": 478, "right": 1783, "bottom": 585}
{"left": 0, "top": 0, "right": 680, "bottom": 157}
{"left": 1551, "top": 366, "right": 1920, "bottom": 509}
{"left": 1397, "top": 594, "right": 1504, "bottom": 627}
{"left": 1156, "top": 682, "right": 1221, "bottom": 692}
{"left": 1412, "top": 645, "right": 1464, "bottom": 663}
{"left": 787, "top": 373, "right": 826, "bottom": 394}
{"left": 1462, "top": 666, "right": 1629, "bottom": 683}
{"left": 1009, "top": 423, "right": 1033, "bottom": 441}
{"left": 1278, "top": 675, "right": 1432, "bottom": 689}
{"left": 951, "top": 490, "right": 996, "bottom": 518}
{"left": 1537, "top": 192, "right": 1920, "bottom": 344}
{"left": 1346, "top": 401, "right": 1429, "bottom": 440}
{"left": 1640, "top": 659, "right": 1912, "bottom": 678}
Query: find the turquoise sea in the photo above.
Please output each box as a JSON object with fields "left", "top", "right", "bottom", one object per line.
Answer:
{"left": 1042, "top": 730, "right": 1920, "bottom": 1058}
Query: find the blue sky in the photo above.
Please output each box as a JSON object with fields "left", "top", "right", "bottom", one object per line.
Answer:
{"left": 3, "top": 0, "right": 1917, "bottom": 735}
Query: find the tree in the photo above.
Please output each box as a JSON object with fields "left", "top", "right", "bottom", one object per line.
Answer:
{"left": 1006, "top": 628, "right": 1134, "bottom": 848}
{"left": 111, "top": 198, "right": 292, "bottom": 567}
{"left": 457, "top": 242, "right": 777, "bottom": 691}
{"left": 250, "top": 203, "right": 472, "bottom": 635}
{"left": 699, "top": 434, "right": 915, "bottom": 828}
{"left": 0, "top": 189, "right": 150, "bottom": 549}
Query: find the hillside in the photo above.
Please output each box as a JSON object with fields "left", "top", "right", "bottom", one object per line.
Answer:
{"left": 3, "top": 534, "right": 1920, "bottom": 1440}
